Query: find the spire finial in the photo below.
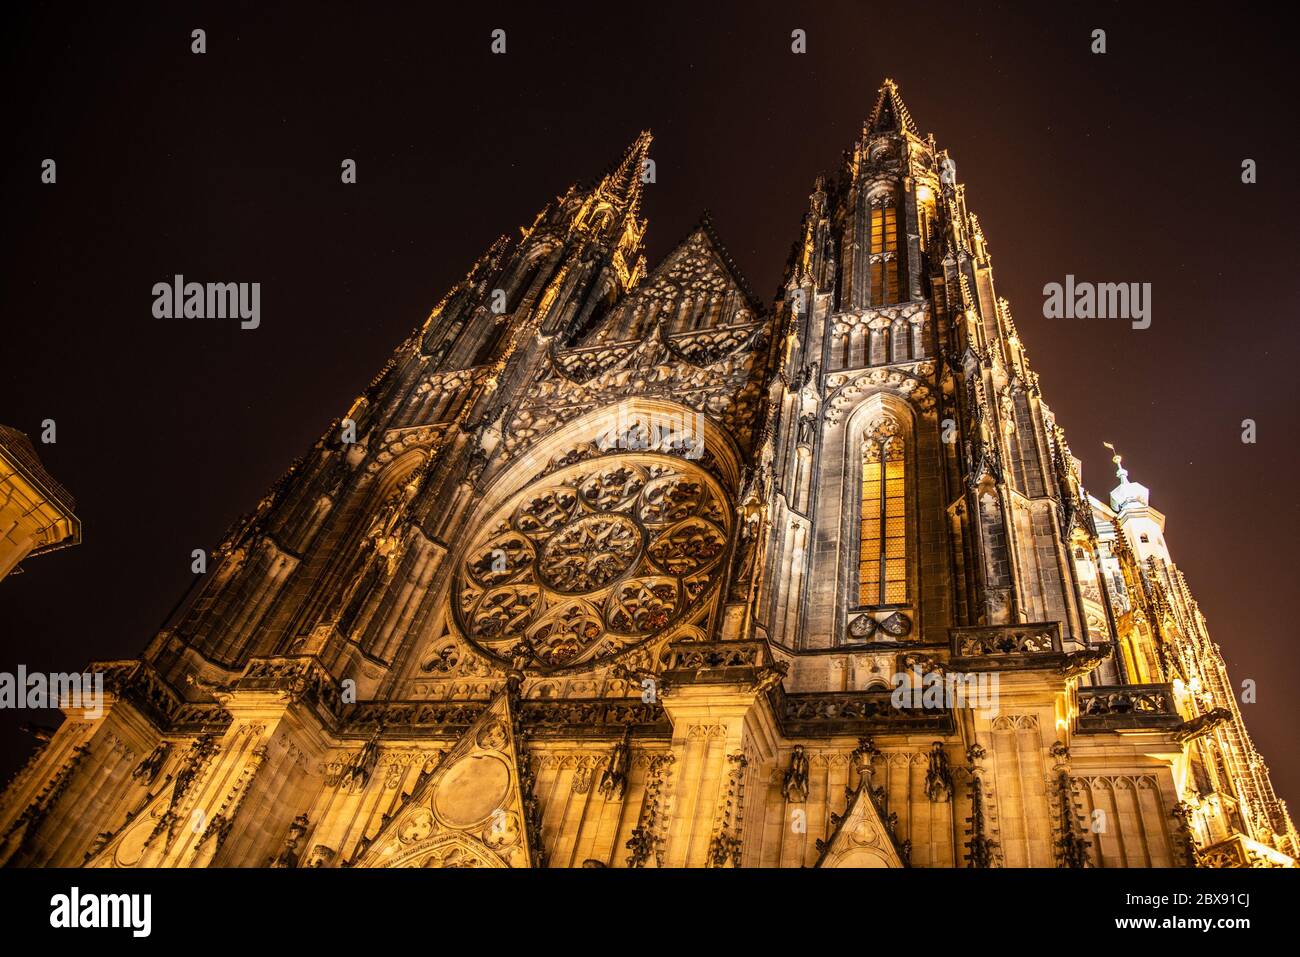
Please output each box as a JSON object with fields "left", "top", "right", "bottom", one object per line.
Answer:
{"left": 1102, "top": 442, "right": 1128, "bottom": 483}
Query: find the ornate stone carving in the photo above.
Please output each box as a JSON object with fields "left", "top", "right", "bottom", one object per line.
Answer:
{"left": 267, "top": 813, "right": 311, "bottom": 868}
{"left": 454, "top": 457, "right": 729, "bottom": 672}
{"left": 305, "top": 844, "right": 336, "bottom": 868}
{"left": 336, "top": 729, "right": 382, "bottom": 793}
{"left": 781, "top": 745, "right": 810, "bottom": 804}
{"left": 707, "top": 753, "right": 748, "bottom": 868}
{"left": 1049, "top": 743, "right": 1090, "bottom": 868}
{"left": 131, "top": 743, "right": 171, "bottom": 786}
{"left": 626, "top": 753, "right": 673, "bottom": 868}
{"left": 1077, "top": 683, "right": 1181, "bottom": 732}
{"left": 597, "top": 728, "right": 632, "bottom": 801}
{"left": 963, "top": 743, "right": 999, "bottom": 867}
{"left": 924, "top": 742, "right": 954, "bottom": 803}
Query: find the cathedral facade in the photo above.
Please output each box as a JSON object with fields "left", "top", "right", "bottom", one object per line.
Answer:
{"left": 2, "top": 81, "right": 1294, "bottom": 869}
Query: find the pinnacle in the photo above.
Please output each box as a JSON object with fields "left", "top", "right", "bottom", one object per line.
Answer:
{"left": 867, "top": 77, "right": 920, "bottom": 137}
{"left": 609, "top": 130, "right": 653, "bottom": 179}
{"left": 586, "top": 129, "right": 653, "bottom": 214}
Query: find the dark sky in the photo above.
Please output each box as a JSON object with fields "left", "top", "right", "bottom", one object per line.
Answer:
{"left": 2, "top": 2, "right": 1297, "bottom": 809}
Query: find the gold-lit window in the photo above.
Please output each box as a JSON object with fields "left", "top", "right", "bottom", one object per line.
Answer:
{"left": 869, "top": 205, "right": 900, "bottom": 306}
{"left": 859, "top": 423, "right": 906, "bottom": 606}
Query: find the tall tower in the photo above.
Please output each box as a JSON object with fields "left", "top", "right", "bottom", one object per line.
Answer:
{"left": 1, "top": 83, "right": 1292, "bottom": 869}
{"left": 756, "top": 78, "right": 1294, "bottom": 867}
{"left": 147, "top": 131, "right": 655, "bottom": 691}
{"left": 1091, "top": 452, "right": 1298, "bottom": 864}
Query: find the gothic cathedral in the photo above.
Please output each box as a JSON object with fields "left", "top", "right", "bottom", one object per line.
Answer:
{"left": 2, "top": 81, "right": 1293, "bottom": 869}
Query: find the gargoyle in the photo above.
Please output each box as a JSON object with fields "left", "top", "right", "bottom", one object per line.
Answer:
{"left": 749, "top": 660, "right": 789, "bottom": 695}
{"left": 613, "top": 663, "right": 669, "bottom": 700}
{"left": 1058, "top": 643, "right": 1111, "bottom": 679}
{"left": 1172, "top": 707, "right": 1232, "bottom": 744}
{"left": 185, "top": 672, "right": 235, "bottom": 705}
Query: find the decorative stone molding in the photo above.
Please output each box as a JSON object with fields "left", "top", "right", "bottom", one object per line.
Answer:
{"left": 775, "top": 687, "right": 952, "bottom": 736}
{"left": 626, "top": 753, "right": 674, "bottom": 868}
{"left": 344, "top": 697, "right": 667, "bottom": 738}
{"left": 1076, "top": 684, "right": 1182, "bottom": 733}
{"left": 990, "top": 714, "right": 1039, "bottom": 731}
{"left": 823, "top": 363, "right": 938, "bottom": 423}
{"left": 951, "top": 622, "right": 1060, "bottom": 658}
{"left": 707, "top": 752, "right": 748, "bottom": 867}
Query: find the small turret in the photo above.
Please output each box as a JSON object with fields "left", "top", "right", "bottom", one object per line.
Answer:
{"left": 1103, "top": 443, "right": 1168, "bottom": 562}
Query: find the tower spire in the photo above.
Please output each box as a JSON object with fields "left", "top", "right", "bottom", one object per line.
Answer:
{"left": 594, "top": 129, "right": 653, "bottom": 217}
{"left": 867, "top": 78, "right": 920, "bottom": 137}
{"left": 1104, "top": 441, "right": 1153, "bottom": 512}
{"left": 1102, "top": 441, "right": 1128, "bottom": 483}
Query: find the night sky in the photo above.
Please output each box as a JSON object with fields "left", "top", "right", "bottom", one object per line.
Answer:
{"left": 2, "top": 2, "right": 1297, "bottom": 808}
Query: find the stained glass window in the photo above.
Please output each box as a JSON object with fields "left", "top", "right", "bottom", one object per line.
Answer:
{"left": 859, "top": 426, "right": 906, "bottom": 606}
{"left": 869, "top": 205, "right": 900, "bottom": 306}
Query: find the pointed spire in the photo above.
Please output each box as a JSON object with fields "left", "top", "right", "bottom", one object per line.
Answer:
{"left": 556, "top": 129, "right": 653, "bottom": 252}
{"left": 528, "top": 131, "right": 653, "bottom": 249}
{"left": 867, "top": 78, "right": 920, "bottom": 137}
{"left": 597, "top": 129, "right": 653, "bottom": 215}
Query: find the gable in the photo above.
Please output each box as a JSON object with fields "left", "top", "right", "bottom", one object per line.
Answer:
{"left": 350, "top": 689, "right": 542, "bottom": 868}
{"left": 815, "top": 781, "right": 906, "bottom": 869}
{"left": 578, "top": 220, "right": 761, "bottom": 348}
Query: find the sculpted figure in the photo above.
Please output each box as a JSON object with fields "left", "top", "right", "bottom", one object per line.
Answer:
{"left": 782, "top": 745, "right": 810, "bottom": 804}
{"left": 598, "top": 728, "right": 632, "bottom": 802}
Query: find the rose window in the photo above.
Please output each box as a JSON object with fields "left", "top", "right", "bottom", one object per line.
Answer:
{"left": 454, "top": 456, "right": 730, "bottom": 671}
{"left": 538, "top": 514, "right": 641, "bottom": 592}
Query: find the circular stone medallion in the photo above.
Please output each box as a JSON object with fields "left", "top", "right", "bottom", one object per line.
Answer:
{"left": 434, "top": 754, "right": 511, "bottom": 828}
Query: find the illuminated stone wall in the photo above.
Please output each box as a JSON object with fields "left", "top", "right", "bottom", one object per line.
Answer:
{"left": 1, "top": 83, "right": 1292, "bottom": 870}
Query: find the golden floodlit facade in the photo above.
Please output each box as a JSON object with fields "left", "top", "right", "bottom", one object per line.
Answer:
{"left": 0, "top": 424, "right": 80, "bottom": 583}
{"left": 2, "top": 81, "right": 1294, "bottom": 869}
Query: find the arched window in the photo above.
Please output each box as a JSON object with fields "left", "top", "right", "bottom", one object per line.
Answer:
{"left": 859, "top": 417, "right": 906, "bottom": 606}
{"left": 868, "top": 202, "right": 900, "bottom": 306}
